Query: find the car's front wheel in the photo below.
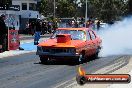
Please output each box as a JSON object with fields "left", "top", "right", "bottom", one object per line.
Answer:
{"left": 40, "top": 56, "right": 48, "bottom": 64}
{"left": 77, "top": 54, "right": 86, "bottom": 64}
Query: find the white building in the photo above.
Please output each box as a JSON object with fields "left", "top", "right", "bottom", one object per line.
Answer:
{"left": 0, "top": 0, "right": 41, "bottom": 30}
{"left": 12, "top": 0, "right": 39, "bottom": 19}
{"left": 0, "top": 6, "right": 20, "bottom": 30}
{"left": 12, "top": 0, "right": 40, "bottom": 30}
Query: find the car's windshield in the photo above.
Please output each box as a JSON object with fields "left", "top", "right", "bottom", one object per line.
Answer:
{"left": 51, "top": 30, "right": 86, "bottom": 40}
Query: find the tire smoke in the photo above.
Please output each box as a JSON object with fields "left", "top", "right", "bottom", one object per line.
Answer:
{"left": 98, "top": 16, "right": 132, "bottom": 57}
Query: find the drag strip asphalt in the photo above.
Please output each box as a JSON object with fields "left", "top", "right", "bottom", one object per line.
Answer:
{"left": 0, "top": 52, "right": 131, "bottom": 88}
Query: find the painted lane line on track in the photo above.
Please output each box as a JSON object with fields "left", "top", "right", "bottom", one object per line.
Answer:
{"left": 0, "top": 50, "right": 36, "bottom": 59}
{"left": 108, "top": 70, "right": 132, "bottom": 88}
{"left": 54, "top": 77, "right": 76, "bottom": 88}
{"left": 58, "top": 56, "right": 131, "bottom": 88}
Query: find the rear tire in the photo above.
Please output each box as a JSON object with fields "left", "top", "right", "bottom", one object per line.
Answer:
{"left": 92, "top": 47, "right": 100, "bottom": 60}
{"left": 94, "top": 51, "right": 99, "bottom": 59}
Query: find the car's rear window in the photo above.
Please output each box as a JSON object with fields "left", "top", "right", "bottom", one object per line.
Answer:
{"left": 51, "top": 30, "right": 86, "bottom": 40}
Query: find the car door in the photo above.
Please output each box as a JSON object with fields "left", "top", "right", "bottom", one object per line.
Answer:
{"left": 85, "top": 30, "right": 93, "bottom": 56}
{"left": 92, "top": 31, "right": 102, "bottom": 47}
{"left": 88, "top": 30, "right": 97, "bottom": 55}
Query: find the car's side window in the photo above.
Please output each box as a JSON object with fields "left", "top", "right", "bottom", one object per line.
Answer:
{"left": 86, "top": 31, "right": 91, "bottom": 40}
{"left": 89, "top": 30, "right": 96, "bottom": 40}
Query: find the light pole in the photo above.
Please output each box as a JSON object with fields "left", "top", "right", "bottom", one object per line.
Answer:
{"left": 53, "top": 0, "right": 56, "bottom": 18}
{"left": 85, "top": 0, "right": 88, "bottom": 27}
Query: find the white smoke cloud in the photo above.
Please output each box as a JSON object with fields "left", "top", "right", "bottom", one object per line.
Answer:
{"left": 98, "top": 16, "right": 132, "bottom": 57}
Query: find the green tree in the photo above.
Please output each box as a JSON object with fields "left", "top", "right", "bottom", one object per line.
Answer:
{"left": 98, "top": 0, "right": 127, "bottom": 21}
{"left": 56, "top": 0, "right": 76, "bottom": 17}
{"left": 39, "top": 0, "right": 48, "bottom": 16}
{"left": 39, "top": 0, "right": 77, "bottom": 18}
{"left": 0, "top": 0, "right": 12, "bottom": 5}
{"left": 128, "top": 0, "right": 132, "bottom": 14}
{"left": 39, "top": 0, "right": 55, "bottom": 17}
{"left": 39, "top": 0, "right": 128, "bottom": 19}
{"left": 79, "top": 0, "right": 127, "bottom": 22}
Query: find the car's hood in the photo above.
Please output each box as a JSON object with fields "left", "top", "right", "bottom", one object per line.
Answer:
{"left": 38, "top": 39, "right": 86, "bottom": 48}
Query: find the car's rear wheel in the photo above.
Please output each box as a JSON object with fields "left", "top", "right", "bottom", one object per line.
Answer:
{"left": 40, "top": 56, "right": 48, "bottom": 64}
{"left": 92, "top": 47, "right": 101, "bottom": 60}
{"left": 93, "top": 51, "right": 99, "bottom": 59}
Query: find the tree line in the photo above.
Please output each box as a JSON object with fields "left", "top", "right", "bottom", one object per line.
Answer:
{"left": 1, "top": 0, "right": 132, "bottom": 22}
{"left": 39, "top": 0, "right": 132, "bottom": 22}
{"left": 0, "top": 0, "right": 12, "bottom": 5}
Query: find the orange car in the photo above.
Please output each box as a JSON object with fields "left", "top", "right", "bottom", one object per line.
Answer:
{"left": 36, "top": 28, "right": 102, "bottom": 64}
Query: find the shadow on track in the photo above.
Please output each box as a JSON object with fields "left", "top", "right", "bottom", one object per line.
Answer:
{"left": 35, "top": 57, "right": 101, "bottom": 66}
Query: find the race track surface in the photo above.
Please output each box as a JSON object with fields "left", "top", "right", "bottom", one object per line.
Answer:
{"left": 0, "top": 53, "right": 131, "bottom": 88}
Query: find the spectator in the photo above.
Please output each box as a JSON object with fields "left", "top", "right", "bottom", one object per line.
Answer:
{"left": 52, "top": 21, "right": 58, "bottom": 32}
{"left": 34, "top": 19, "right": 41, "bottom": 45}
{"left": 0, "top": 14, "right": 8, "bottom": 52}
{"left": 74, "top": 21, "right": 79, "bottom": 28}
{"left": 97, "top": 20, "right": 100, "bottom": 30}
{"left": 31, "top": 21, "right": 35, "bottom": 36}
{"left": 41, "top": 21, "right": 47, "bottom": 35}
{"left": 28, "top": 22, "right": 32, "bottom": 34}
{"left": 25, "top": 22, "right": 29, "bottom": 34}
{"left": 47, "top": 22, "right": 52, "bottom": 33}
{"left": 86, "top": 20, "right": 91, "bottom": 28}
